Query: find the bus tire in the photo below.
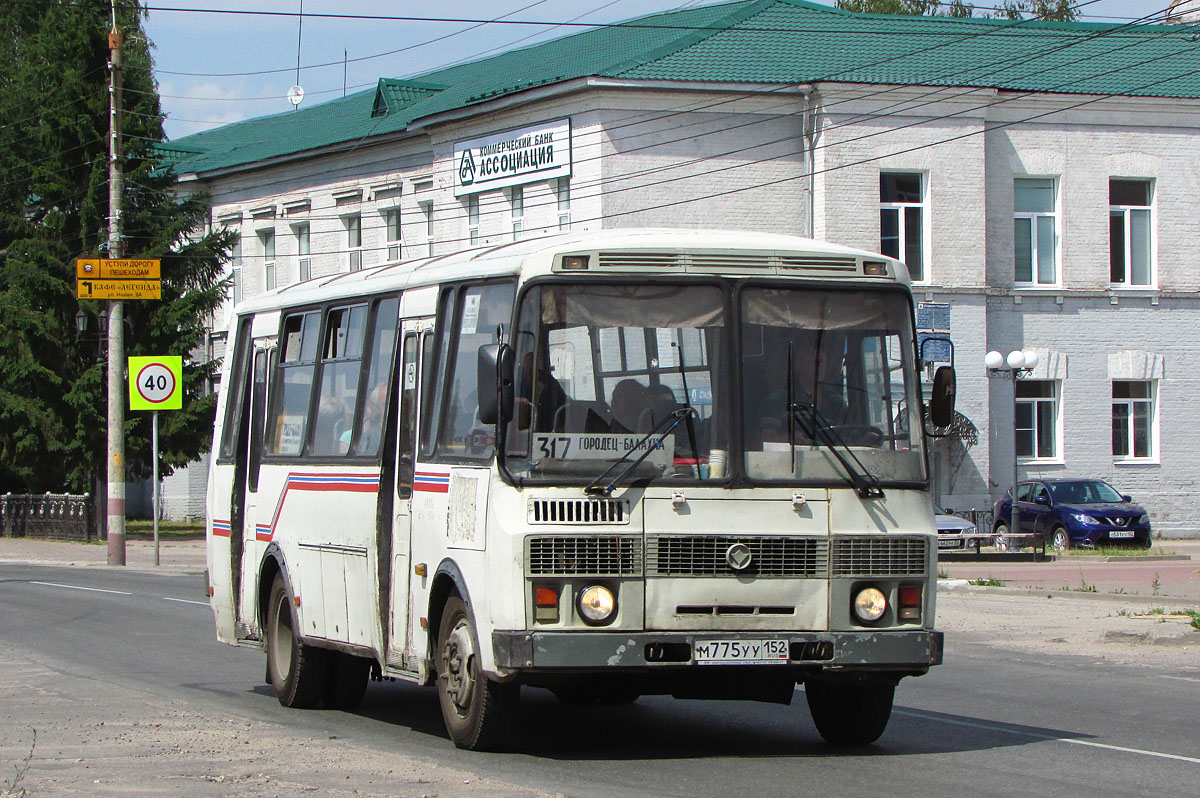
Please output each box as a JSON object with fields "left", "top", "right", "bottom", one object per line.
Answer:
{"left": 323, "top": 652, "right": 372, "bottom": 711}
{"left": 266, "top": 574, "right": 328, "bottom": 709}
{"left": 805, "top": 681, "right": 894, "bottom": 746}
{"left": 436, "top": 596, "right": 517, "bottom": 750}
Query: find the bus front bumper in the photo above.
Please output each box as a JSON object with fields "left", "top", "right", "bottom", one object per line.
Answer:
{"left": 492, "top": 629, "right": 942, "bottom": 671}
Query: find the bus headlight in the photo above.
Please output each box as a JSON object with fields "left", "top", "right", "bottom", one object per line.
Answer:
{"left": 577, "top": 585, "right": 617, "bottom": 625}
{"left": 853, "top": 587, "right": 888, "bottom": 623}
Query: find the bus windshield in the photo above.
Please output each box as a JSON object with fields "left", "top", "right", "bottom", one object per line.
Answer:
{"left": 740, "top": 286, "right": 925, "bottom": 485}
{"left": 504, "top": 281, "right": 926, "bottom": 487}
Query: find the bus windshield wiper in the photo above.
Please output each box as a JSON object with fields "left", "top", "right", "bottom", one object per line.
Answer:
{"left": 790, "top": 402, "right": 884, "bottom": 500}
{"left": 584, "top": 407, "right": 696, "bottom": 496}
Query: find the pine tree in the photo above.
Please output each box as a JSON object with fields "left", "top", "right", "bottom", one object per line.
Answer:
{"left": 0, "top": 1, "right": 233, "bottom": 501}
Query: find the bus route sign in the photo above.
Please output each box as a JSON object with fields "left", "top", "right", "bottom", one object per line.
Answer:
{"left": 128, "top": 355, "right": 183, "bottom": 411}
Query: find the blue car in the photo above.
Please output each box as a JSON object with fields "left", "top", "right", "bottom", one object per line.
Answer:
{"left": 992, "top": 479, "right": 1152, "bottom": 552}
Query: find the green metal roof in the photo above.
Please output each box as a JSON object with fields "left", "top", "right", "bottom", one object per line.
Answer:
{"left": 162, "top": 0, "right": 1200, "bottom": 176}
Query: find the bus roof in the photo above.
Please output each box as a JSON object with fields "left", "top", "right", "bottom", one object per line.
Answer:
{"left": 230, "top": 228, "right": 908, "bottom": 316}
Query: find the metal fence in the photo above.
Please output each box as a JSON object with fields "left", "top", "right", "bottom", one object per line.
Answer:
{"left": 0, "top": 494, "right": 95, "bottom": 541}
{"left": 947, "top": 508, "right": 995, "bottom": 533}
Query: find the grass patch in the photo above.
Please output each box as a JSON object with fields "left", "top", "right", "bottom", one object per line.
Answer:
{"left": 1185, "top": 610, "right": 1200, "bottom": 632}
{"left": 125, "top": 519, "right": 205, "bottom": 539}
{"left": 1064, "top": 545, "right": 1167, "bottom": 557}
{"left": 967, "top": 577, "right": 1004, "bottom": 587}
{"left": 937, "top": 568, "right": 950, "bottom": 580}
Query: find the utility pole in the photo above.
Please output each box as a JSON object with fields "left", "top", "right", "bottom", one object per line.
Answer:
{"left": 107, "top": 14, "right": 126, "bottom": 566}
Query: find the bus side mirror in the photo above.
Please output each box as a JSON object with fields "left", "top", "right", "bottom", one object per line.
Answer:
{"left": 477, "top": 343, "right": 514, "bottom": 425}
{"left": 928, "top": 365, "right": 956, "bottom": 428}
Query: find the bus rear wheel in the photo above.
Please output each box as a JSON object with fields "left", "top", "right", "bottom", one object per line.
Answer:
{"left": 805, "top": 681, "right": 894, "bottom": 746}
{"left": 266, "top": 574, "right": 328, "bottom": 708}
{"left": 436, "top": 596, "right": 517, "bottom": 750}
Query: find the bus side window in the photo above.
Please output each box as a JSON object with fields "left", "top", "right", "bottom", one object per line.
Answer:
{"left": 419, "top": 291, "right": 452, "bottom": 457}
{"left": 310, "top": 303, "right": 368, "bottom": 457}
{"left": 436, "top": 282, "right": 516, "bottom": 459}
{"left": 396, "top": 333, "right": 419, "bottom": 498}
{"left": 217, "top": 316, "right": 254, "bottom": 463}
{"left": 353, "top": 297, "right": 400, "bottom": 457}
{"left": 248, "top": 348, "right": 269, "bottom": 492}
{"left": 265, "top": 310, "right": 320, "bottom": 456}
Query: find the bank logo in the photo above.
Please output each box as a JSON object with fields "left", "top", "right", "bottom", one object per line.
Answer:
{"left": 458, "top": 149, "right": 476, "bottom": 186}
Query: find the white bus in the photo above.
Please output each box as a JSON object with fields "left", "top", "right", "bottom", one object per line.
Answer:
{"left": 206, "top": 229, "right": 956, "bottom": 750}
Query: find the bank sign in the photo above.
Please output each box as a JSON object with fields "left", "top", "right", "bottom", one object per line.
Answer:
{"left": 453, "top": 119, "right": 571, "bottom": 197}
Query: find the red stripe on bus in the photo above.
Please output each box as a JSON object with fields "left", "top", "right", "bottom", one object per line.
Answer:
{"left": 414, "top": 482, "right": 450, "bottom": 493}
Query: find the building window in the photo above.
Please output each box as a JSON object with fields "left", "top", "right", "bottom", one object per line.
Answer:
{"left": 1014, "top": 178, "right": 1058, "bottom": 286}
{"left": 1015, "top": 379, "right": 1058, "bottom": 460}
{"left": 384, "top": 208, "right": 401, "bottom": 261}
{"left": 879, "top": 172, "right": 924, "bottom": 282}
{"left": 1110, "top": 179, "right": 1153, "bottom": 288}
{"left": 510, "top": 185, "right": 524, "bottom": 241}
{"left": 419, "top": 201, "right": 434, "bottom": 257}
{"left": 259, "top": 228, "right": 276, "bottom": 291}
{"left": 230, "top": 237, "right": 242, "bottom": 306}
{"left": 465, "top": 194, "right": 479, "bottom": 245}
{"left": 294, "top": 223, "right": 310, "bottom": 283}
{"left": 556, "top": 177, "right": 571, "bottom": 231}
{"left": 345, "top": 213, "right": 362, "bottom": 271}
{"left": 1112, "top": 380, "right": 1155, "bottom": 460}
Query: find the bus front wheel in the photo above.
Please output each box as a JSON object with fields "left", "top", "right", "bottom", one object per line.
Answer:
{"left": 436, "top": 596, "right": 517, "bottom": 750}
{"left": 805, "top": 680, "right": 894, "bottom": 746}
{"left": 266, "top": 574, "right": 328, "bottom": 708}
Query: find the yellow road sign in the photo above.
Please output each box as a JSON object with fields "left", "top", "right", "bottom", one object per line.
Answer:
{"left": 76, "top": 258, "right": 161, "bottom": 279}
{"left": 77, "top": 278, "right": 161, "bottom": 300}
{"left": 129, "top": 355, "right": 183, "bottom": 411}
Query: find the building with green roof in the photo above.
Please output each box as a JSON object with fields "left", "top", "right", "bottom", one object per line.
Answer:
{"left": 163, "top": 0, "right": 1200, "bottom": 535}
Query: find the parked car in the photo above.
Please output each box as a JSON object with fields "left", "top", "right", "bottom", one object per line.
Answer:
{"left": 992, "top": 479, "right": 1152, "bottom": 552}
{"left": 933, "top": 505, "right": 991, "bottom": 552}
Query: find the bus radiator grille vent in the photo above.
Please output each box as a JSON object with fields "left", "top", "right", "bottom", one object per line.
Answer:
{"left": 597, "top": 252, "right": 683, "bottom": 270}
{"left": 527, "top": 498, "right": 629, "bottom": 525}
{"left": 830, "top": 537, "right": 928, "bottom": 577}
{"left": 778, "top": 256, "right": 857, "bottom": 272}
{"left": 527, "top": 535, "right": 643, "bottom": 577}
{"left": 646, "top": 536, "right": 828, "bottom": 577}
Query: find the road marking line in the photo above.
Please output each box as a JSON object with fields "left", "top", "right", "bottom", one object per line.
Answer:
{"left": 1162, "top": 675, "right": 1200, "bottom": 684}
{"left": 30, "top": 581, "right": 132, "bottom": 596}
{"left": 162, "top": 597, "right": 209, "bottom": 606}
{"left": 894, "top": 710, "right": 1200, "bottom": 764}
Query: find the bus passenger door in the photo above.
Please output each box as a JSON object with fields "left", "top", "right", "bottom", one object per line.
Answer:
{"left": 236, "top": 342, "right": 272, "bottom": 637}
{"left": 386, "top": 322, "right": 425, "bottom": 669}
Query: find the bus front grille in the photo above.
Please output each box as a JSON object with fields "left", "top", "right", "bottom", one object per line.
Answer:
{"left": 527, "top": 498, "right": 629, "bottom": 525}
{"left": 527, "top": 535, "right": 643, "bottom": 577}
{"left": 830, "top": 537, "right": 928, "bottom": 576}
{"left": 646, "top": 536, "right": 828, "bottom": 578}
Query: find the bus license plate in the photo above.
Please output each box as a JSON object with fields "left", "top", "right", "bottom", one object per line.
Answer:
{"left": 694, "top": 639, "right": 790, "bottom": 665}
{"left": 1109, "top": 530, "right": 1135, "bottom": 539}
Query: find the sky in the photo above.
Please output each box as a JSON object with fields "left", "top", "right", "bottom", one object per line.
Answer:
{"left": 143, "top": 0, "right": 1171, "bottom": 141}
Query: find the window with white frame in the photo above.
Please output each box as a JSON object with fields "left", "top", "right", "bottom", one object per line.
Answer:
{"left": 344, "top": 213, "right": 362, "bottom": 271}
{"left": 465, "top": 194, "right": 479, "bottom": 245}
{"left": 1014, "top": 178, "right": 1058, "bottom": 285}
{"left": 383, "top": 207, "right": 401, "bottom": 260}
{"left": 555, "top": 177, "right": 571, "bottom": 231}
{"left": 879, "top": 172, "right": 925, "bottom": 282}
{"left": 1015, "top": 379, "right": 1058, "bottom": 459}
{"left": 230, "top": 236, "right": 242, "bottom": 306}
{"left": 259, "top": 228, "right": 276, "bottom": 290}
{"left": 294, "top": 223, "right": 310, "bottom": 283}
{"left": 418, "top": 201, "right": 434, "bottom": 257}
{"left": 1109, "top": 179, "right": 1153, "bottom": 288}
{"left": 1112, "top": 380, "right": 1155, "bottom": 459}
{"left": 510, "top": 185, "right": 524, "bottom": 241}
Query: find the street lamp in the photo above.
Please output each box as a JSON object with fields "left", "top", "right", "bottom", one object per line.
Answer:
{"left": 986, "top": 349, "right": 1039, "bottom": 551}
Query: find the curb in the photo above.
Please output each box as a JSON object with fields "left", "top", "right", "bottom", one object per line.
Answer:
{"left": 938, "top": 581, "right": 1198, "bottom": 606}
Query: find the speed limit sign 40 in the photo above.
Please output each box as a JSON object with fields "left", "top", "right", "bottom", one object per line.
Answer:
{"left": 128, "top": 356, "right": 183, "bottom": 411}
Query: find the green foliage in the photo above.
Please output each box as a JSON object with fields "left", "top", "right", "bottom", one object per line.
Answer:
{"left": 0, "top": 1, "right": 232, "bottom": 494}
{"left": 836, "top": 0, "right": 1076, "bottom": 19}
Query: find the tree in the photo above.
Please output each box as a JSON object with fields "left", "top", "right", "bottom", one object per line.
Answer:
{"left": 836, "top": 0, "right": 1077, "bottom": 19}
{"left": 0, "top": 1, "right": 233, "bottom": 502}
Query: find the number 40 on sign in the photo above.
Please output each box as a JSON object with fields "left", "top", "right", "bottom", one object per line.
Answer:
{"left": 128, "top": 356, "right": 183, "bottom": 411}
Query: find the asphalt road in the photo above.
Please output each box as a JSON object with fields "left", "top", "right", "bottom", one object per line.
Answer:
{"left": 1, "top": 562, "right": 1197, "bottom": 797}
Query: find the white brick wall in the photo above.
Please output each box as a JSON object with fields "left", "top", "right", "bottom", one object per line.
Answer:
{"left": 188, "top": 81, "right": 1200, "bottom": 537}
